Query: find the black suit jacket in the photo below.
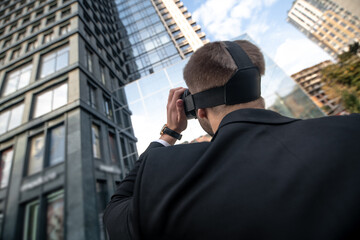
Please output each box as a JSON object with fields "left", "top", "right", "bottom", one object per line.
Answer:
{"left": 104, "top": 109, "right": 360, "bottom": 240}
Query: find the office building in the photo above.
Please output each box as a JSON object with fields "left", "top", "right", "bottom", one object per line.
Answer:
{"left": 0, "top": 0, "right": 137, "bottom": 239}
{"left": 287, "top": 0, "right": 360, "bottom": 57}
{"left": 114, "top": 0, "right": 209, "bottom": 81}
{"left": 291, "top": 60, "right": 345, "bottom": 115}
{"left": 124, "top": 34, "right": 325, "bottom": 154}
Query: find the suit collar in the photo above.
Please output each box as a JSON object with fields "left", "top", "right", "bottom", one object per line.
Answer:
{"left": 212, "top": 109, "right": 299, "bottom": 140}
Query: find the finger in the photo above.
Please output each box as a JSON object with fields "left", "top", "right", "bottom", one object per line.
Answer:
{"left": 176, "top": 99, "right": 186, "bottom": 121}
{"left": 168, "top": 87, "right": 182, "bottom": 103}
{"left": 172, "top": 88, "right": 186, "bottom": 104}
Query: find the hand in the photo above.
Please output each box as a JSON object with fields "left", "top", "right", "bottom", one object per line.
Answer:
{"left": 161, "top": 87, "right": 188, "bottom": 144}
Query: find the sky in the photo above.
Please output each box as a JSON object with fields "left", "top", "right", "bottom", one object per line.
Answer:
{"left": 182, "top": 0, "right": 333, "bottom": 76}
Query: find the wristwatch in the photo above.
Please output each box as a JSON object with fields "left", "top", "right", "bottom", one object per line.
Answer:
{"left": 160, "top": 124, "right": 182, "bottom": 140}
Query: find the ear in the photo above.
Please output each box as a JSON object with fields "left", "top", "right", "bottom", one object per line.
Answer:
{"left": 197, "top": 108, "right": 207, "bottom": 119}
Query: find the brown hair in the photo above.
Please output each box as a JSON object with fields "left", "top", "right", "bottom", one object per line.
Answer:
{"left": 184, "top": 40, "right": 265, "bottom": 94}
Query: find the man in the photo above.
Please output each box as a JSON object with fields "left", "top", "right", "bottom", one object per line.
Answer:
{"left": 103, "top": 40, "right": 360, "bottom": 240}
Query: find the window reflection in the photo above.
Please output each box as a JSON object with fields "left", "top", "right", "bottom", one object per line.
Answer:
{"left": 46, "top": 191, "right": 64, "bottom": 240}
{"left": 34, "top": 83, "right": 68, "bottom": 118}
{"left": 49, "top": 125, "right": 65, "bottom": 166}
{"left": 40, "top": 46, "right": 69, "bottom": 78}
{"left": 3, "top": 64, "right": 32, "bottom": 96}
{"left": 23, "top": 200, "right": 39, "bottom": 240}
{"left": 0, "top": 103, "right": 24, "bottom": 135}
{"left": 0, "top": 147, "right": 13, "bottom": 188}
{"left": 108, "top": 133, "right": 118, "bottom": 164}
{"left": 28, "top": 133, "right": 44, "bottom": 175}
{"left": 92, "top": 124, "right": 101, "bottom": 158}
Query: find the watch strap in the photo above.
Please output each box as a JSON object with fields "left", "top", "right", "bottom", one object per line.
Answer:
{"left": 160, "top": 124, "right": 182, "bottom": 140}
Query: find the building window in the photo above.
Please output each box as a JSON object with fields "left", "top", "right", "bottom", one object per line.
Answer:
{"left": 85, "top": 49, "right": 93, "bottom": 72}
{"left": 59, "top": 23, "right": 70, "bottom": 35}
{"left": 2, "top": 64, "right": 32, "bottom": 96}
{"left": 61, "top": 7, "right": 71, "bottom": 17}
{"left": 348, "top": 26, "right": 354, "bottom": 32}
{"left": 27, "top": 125, "right": 65, "bottom": 175}
{"left": 36, "top": 9, "right": 43, "bottom": 17}
{"left": 15, "top": 9, "right": 22, "bottom": 16}
{"left": 27, "top": 3, "right": 34, "bottom": 11}
{"left": 0, "top": 54, "right": 5, "bottom": 65}
{"left": 23, "top": 16, "right": 30, "bottom": 24}
{"left": 120, "top": 137, "right": 130, "bottom": 173}
{"left": 11, "top": 47, "right": 21, "bottom": 60}
{"left": 96, "top": 180, "right": 108, "bottom": 239}
{"left": 27, "top": 133, "right": 45, "bottom": 175}
{"left": 0, "top": 147, "right": 14, "bottom": 188}
{"left": 23, "top": 190, "right": 64, "bottom": 240}
{"left": 0, "top": 103, "right": 24, "bottom": 135}
{"left": 108, "top": 133, "right": 117, "bottom": 164}
{"left": 34, "top": 83, "right": 68, "bottom": 117}
{"left": 43, "top": 31, "right": 54, "bottom": 44}
{"left": 31, "top": 22, "right": 40, "bottom": 33}
{"left": 3, "top": 37, "right": 12, "bottom": 48}
{"left": 91, "top": 124, "right": 101, "bottom": 158}
{"left": 10, "top": 23, "right": 17, "bottom": 31}
{"left": 46, "top": 191, "right": 64, "bottom": 239}
{"left": 49, "top": 1, "right": 57, "bottom": 10}
{"left": 17, "top": 30, "right": 26, "bottom": 40}
{"left": 23, "top": 200, "right": 40, "bottom": 240}
{"left": 46, "top": 15, "right": 56, "bottom": 25}
{"left": 100, "top": 63, "right": 106, "bottom": 84}
{"left": 40, "top": 46, "right": 69, "bottom": 78}
{"left": 88, "top": 83, "right": 97, "bottom": 109}
{"left": 26, "top": 39, "right": 38, "bottom": 52}
{"left": 104, "top": 97, "right": 113, "bottom": 120}
{"left": 48, "top": 125, "right": 65, "bottom": 166}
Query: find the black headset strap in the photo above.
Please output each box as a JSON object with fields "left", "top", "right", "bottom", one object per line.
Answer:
{"left": 189, "top": 41, "right": 261, "bottom": 109}
{"left": 223, "top": 41, "right": 254, "bottom": 69}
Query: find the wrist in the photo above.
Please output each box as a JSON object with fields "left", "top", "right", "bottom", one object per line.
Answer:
{"left": 159, "top": 134, "right": 177, "bottom": 146}
{"left": 160, "top": 124, "right": 182, "bottom": 145}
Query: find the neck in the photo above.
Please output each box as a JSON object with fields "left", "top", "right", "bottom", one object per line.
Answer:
{"left": 208, "top": 100, "right": 265, "bottom": 133}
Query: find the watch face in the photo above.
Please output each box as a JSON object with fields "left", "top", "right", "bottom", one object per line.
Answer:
{"left": 160, "top": 124, "right": 167, "bottom": 135}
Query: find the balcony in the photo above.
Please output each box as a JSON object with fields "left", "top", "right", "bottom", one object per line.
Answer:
{"left": 183, "top": 47, "right": 193, "bottom": 55}
{"left": 178, "top": 39, "right": 188, "bottom": 47}
{"left": 173, "top": 32, "right": 184, "bottom": 39}
{"left": 197, "top": 32, "right": 206, "bottom": 38}
{"left": 192, "top": 25, "right": 201, "bottom": 31}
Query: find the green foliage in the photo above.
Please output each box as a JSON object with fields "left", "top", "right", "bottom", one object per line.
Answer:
{"left": 321, "top": 43, "right": 360, "bottom": 113}
{"left": 342, "top": 90, "right": 360, "bottom": 113}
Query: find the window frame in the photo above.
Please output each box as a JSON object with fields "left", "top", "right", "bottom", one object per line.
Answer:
{"left": 0, "top": 147, "right": 14, "bottom": 188}
{"left": 40, "top": 45, "right": 69, "bottom": 78}
{"left": 2, "top": 63, "right": 33, "bottom": 96}
{"left": 33, "top": 82, "right": 68, "bottom": 118}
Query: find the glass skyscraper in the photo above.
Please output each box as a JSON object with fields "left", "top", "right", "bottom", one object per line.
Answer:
{"left": 114, "top": 0, "right": 208, "bottom": 81}
{"left": 124, "top": 34, "right": 325, "bottom": 154}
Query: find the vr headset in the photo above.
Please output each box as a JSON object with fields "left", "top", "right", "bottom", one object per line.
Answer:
{"left": 181, "top": 41, "right": 261, "bottom": 119}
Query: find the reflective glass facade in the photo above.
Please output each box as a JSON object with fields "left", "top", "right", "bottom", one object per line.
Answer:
{"left": 116, "top": 0, "right": 182, "bottom": 80}
{"left": 125, "top": 34, "right": 324, "bottom": 154}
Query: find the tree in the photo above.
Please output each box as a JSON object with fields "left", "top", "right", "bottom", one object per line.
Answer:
{"left": 321, "top": 42, "right": 360, "bottom": 113}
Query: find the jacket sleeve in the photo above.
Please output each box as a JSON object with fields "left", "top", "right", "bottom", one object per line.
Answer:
{"left": 103, "top": 142, "right": 164, "bottom": 240}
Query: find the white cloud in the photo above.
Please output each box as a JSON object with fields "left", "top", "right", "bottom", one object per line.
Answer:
{"left": 274, "top": 38, "right": 332, "bottom": 75}
{"left": 193, "top": 0, "right": 277, "bottom": 41}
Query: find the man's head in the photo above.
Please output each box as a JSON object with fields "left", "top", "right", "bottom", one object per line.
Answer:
{"left": 183, "top": 40, "right": 266, "bottom": 135}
